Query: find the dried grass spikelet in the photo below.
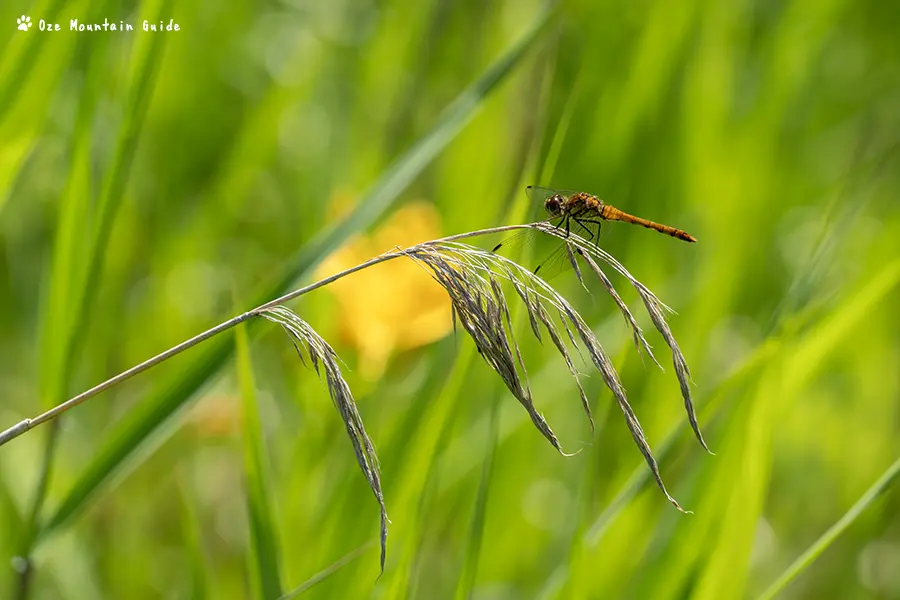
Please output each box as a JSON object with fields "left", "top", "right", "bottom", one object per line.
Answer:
{"left": 258, "top": 306, "right": 389, "bottom": 572}
{"left": 528, "top": 221, "right": 711, "bottom": 453}
{"left": 257, "top": 223, "right": 708, "bottom": 573}
{"left": 402, "top": 240, "right": 699, "bottom": 508}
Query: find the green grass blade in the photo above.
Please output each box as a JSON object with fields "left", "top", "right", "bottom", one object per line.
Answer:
{"left": 0, "top": 0, "right": 69, "bottom": 119}
{"left": 15, "top": 30, "right": 108, "bottom": 588}
{"left": 22, "top": 0, "right": 172, "bottom": 574}
{"left": 41, "top": 337, "right": 232, "bottom": 537}
{"left": 277, "top": 542, "right": 374, "bottom": 600}
{"left": 536, "top": 69, "right": 583, "bottom": 188}
{"left": 71, "top": 0, "right": 173, "bottom": 344}
{"left": 0, "top": 0, "right": 78, "bottom": 209}
{"left": 37, "top": 0, "right": 120, "bottom": 430}
{"left": 756, "top": 454, "right": 900, "bottom": 600}
{"left": 179, "top": 475, "right": 213, "bottom": 600}
{"left": 453, "top": 394, "right": 500, "bottom": 600}
{"left": 236, "top": 322, "right": 283, "bottom": 600}
{"left": 783, "top": 258, "right": 900, "bottom": 386}
{"left": 749, "top": 258, "right": 900, "bottom": 600}
{"left": 39, "top": 3, "right": 555, "bottom": 544}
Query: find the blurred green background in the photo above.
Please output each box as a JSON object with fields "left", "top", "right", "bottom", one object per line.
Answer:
{"left": 1, "top": 0, "right": 899, "bottom": 598}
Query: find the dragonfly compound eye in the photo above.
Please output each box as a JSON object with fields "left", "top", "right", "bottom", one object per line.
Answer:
{"left": 545, "top": 195, "right": 563, "bottom": 216}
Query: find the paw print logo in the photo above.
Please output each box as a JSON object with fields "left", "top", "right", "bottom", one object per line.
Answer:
{"left": 17, "top": 15, "right": 32, "bottom": 31}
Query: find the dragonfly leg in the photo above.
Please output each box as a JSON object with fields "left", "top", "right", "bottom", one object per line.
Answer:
{"left": 560, "top": 215, "right": 569, "bottom": 237}
{"left": 590, "top": 220, "right": 603, "bottom": 248}
{"left": 578, "top": 218, "right": 603, "bottom": 247}
{"left": 572, "top": 217, "right": 596, "bottom": 242}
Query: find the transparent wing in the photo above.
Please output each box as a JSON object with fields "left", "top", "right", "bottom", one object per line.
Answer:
{"left": 491, "top": 218, "right": 604, "bottom": 282}
{"left": 525, "top": 186, "right": 579, "bottom": 203}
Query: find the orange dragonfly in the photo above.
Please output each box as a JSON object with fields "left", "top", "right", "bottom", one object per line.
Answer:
{"left": 493, "top": 186, "right": 697, "bottom": 276}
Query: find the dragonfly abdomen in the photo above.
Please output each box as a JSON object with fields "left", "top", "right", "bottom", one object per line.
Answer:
{"left": 601, "top": 205, "right": 697, "bottom": 243}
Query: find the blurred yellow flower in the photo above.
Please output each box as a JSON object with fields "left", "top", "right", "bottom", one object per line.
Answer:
{"left": 188, "top": 393, "right": 240, "bottom": 437}
{"left": 316, "top": 197, "right": 452, "bottom": 379}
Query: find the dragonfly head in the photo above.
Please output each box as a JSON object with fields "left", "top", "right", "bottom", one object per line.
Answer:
{"left": 544, "top": 194, "right": 565, "bottom": 217}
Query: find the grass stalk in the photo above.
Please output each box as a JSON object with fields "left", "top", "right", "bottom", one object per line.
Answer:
{"left": 1, "top": 221, "right": 703, "bottom": 574}
{"left": 0, "top": 224, "right": 529, "bottom": 447}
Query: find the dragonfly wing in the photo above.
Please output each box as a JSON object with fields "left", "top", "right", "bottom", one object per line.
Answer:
{"left": 491, "top": 226, "right": 544, "bottom": 257}
{"left": 525, "top": 186, "right": 556, "bottom": 201}
{"left": 532, "top": 242, "right": 575, "bottom": 281}
{"left": 492, "top": 232, "right": 571, "bottom": 282}
{"left": 525, "top": 186, "right": 580, "bottom": 202}
{"left": 492, "top": 221, "right": 598, "bottom": 282}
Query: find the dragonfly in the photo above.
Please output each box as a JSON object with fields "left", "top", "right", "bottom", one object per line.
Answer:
{"left": 493, "top": 186, "right": 697, "bottom": 277}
